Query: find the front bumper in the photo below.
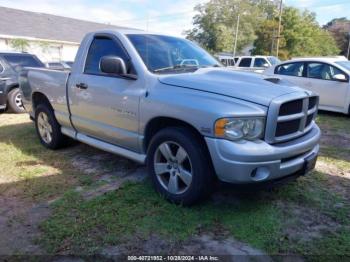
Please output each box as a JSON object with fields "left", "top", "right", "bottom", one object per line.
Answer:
{"left": 205, "top": 124, "right": 321, "bottom": 184}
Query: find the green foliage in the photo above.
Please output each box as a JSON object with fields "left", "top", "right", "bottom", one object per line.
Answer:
{"left": 252, "top": 20, "right": 282, "bottom": 56}
{"left": 187, "top": 1, "right": 339, "bottom": 58}
{"left": 282, "top": 7, "right": 339, "bottom": 58}
{"left": 10, "top": 38, "right": 30, "bottom": 52}
{"left": 324, "top": 18, "right": 350, "bottom": 58}
{"left": 253, "top": 7, "right": 339, "bottom": 59}
{"left": 186, "top": 0, "right": 277, "bottom": 53}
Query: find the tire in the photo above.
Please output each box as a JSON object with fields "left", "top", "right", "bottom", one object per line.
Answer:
{"left": 7, "top": 88, "right": 25, "bottom": 113}
{"left": 147, "top": 127, "right": 214, "bottom": 205}
{"left": 34, "top": 104, "right": 66, "bottom": 149}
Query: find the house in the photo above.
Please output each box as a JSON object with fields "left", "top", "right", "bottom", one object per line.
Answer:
{"left": 0, "top": 6, "right": 132, "bottom": 62}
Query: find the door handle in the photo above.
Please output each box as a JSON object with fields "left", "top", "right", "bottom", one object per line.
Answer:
{"left": 0, "top": 77, "right": 10, "bottom": 81}
{"left": 76, "top": 83, "right": 88, "bottom": 90}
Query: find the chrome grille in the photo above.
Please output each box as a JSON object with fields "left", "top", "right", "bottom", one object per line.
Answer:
{"left": 265, "top": 92, "right": 319, "bottom": 144}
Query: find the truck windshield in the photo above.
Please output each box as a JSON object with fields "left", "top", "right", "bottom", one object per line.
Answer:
{"left": 3, "top": 54, "right": 44, "bottom": 72}
{"left": 127, "top": 34, "right": 220, "bottom": 73}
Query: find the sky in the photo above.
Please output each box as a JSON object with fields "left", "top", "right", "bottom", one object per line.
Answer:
{"left": 0, "top": 0, "right": 349, "bottom": 37}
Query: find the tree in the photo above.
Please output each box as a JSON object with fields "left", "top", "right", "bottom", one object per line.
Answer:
{"left": 324, "top": 18, "right": 350, "bottom": 57}
{"left": 186, "top": 0, "right": 278, "bottom": 53}
{"left": 252, "top": 19, "right": 287, "bottom": 58}
{"left": 253, "top": 7, "right": 339, "bottom": 59}
{"left": 10, "top": 38, "right": 30, "bottom": 52}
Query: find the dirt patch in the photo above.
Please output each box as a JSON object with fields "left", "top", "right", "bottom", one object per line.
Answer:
{"left": 68, "top": 143, "right": 147, "bottom": 200}
{"left": 315, "top": 160, "right": 350, "bottom": 202}
{"left": 70, "top": 144, "right": 140, "bottom": 176}
{"left": 180, "top": 234, "right": 270, "bottom": 257}
{"left": 101, "top": 233, "right": 270, "bottom": 259}
{"left": 316, "top": 161, "right": 350, "bottom": 179}
{"left": 320, "top": 132, "right": 350, "bottom": 152}
{"left": 81, "top": 168, "right": 147, "bottom": 200}
{"left": 0, "top": 197, "right": 50, "bottom": 255}
{"left": 101, "top": 234, "right": 175, "bottom": 257}
{"left": 277, "top": 202, "right": 342, "bottom": 243}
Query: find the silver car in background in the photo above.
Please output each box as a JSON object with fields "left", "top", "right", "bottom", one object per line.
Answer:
{"left": 264, "top": 56, "right": 350, "bottom": 115}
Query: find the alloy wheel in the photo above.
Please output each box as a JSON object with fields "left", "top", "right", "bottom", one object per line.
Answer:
{"left": 37, "top": 112, "right": 53, "bottom": 144}
{"left": 14, "top": 93, "right": 24, "bottom": 110}
{"left": 154, "top": 141, "right": 193, "bottom": 195}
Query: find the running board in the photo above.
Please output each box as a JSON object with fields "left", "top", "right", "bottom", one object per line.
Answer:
{"left": 61, "top": 127, "right": 146, "bottom": 164}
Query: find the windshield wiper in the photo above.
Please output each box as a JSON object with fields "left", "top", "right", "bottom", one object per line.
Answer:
{"left": 153, "top": 63, "right": 221, "bottom": 73}
{"left": 153, "top": 64, "right": 199, "bottom": 73}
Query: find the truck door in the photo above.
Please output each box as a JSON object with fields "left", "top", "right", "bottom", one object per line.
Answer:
{"left": 68, "top": 35, "right": 142, "bottom": 152}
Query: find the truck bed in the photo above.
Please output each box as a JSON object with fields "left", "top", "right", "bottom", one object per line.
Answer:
{"left": 20, "top": 68, "right": 71, "bottom": 125}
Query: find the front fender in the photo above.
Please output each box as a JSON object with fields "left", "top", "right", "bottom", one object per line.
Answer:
{"left": 140, "top": 83, "right": 267, "bottom": 138}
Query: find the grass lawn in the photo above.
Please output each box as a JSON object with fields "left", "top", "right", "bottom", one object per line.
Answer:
{"left": 0, "top": 112, "right": 349, "bottom": 258}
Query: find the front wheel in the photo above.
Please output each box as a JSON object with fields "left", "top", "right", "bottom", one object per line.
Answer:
{"left": 147, "top": 127, "right": 214, "bottom": 205}
{"left": 7, "top": 88, "right": 25, "bottom": 113}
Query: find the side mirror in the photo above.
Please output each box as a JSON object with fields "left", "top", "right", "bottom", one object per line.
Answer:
{"left": 262, "top": 63, "right": 269, "bottom": 68}
{"left": 333, "top": 74, "right": 348, "bottom": 82}
{"left": 100, "top": 56, "right": 127, "bottom": 75}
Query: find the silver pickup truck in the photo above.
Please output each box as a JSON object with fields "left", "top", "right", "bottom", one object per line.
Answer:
{"left": 20, "top": 29, "right": 321, "bottom": 205}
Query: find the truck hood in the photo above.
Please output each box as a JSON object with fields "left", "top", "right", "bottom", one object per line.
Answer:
{"left": 158, "top": 68, "right": 303, "bottom": 106}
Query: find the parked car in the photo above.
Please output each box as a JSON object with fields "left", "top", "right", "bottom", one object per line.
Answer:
{"left": 46, "top": 61, "right": 73, "bottom": 70}
{"left": 233, "top": 56, "right": 281, "bottom": 73}
{"left": 216, "top": 54, "right": 238, "bottom": 67}
{"left": 20, "top": 30, "right": 320, "bottom": 205}
{"left": 0, "top": 51, "right": 45, "bottom": 113}
{"left": 264, "top": 56, "right": 350, "bottom": 115}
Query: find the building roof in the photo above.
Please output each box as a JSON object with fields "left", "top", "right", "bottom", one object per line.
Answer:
{"left": 0, "top": 6, "right": 135, "bottom": 44}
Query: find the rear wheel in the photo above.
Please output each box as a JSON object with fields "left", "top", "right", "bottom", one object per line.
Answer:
{"left": 35, "top": 104, "right": 66, "bottom": 149}
{"left": 147, "top": 127, "right": 214, "bottom": 205}
{"left": 7, "top": 88, "right": 25, "bottom": 113}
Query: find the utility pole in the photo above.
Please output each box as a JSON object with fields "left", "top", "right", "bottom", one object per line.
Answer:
{"left": 233, "top": 14, "right": 240, "bottom": 58}
{"left": 271, "top": 29, "right": 275, "bottom": 55}
{"left": 276, "top": 0, "right": 283, "bottom": 58}
{"left": 347, "top": 32, "right": 350, "bottom": 60}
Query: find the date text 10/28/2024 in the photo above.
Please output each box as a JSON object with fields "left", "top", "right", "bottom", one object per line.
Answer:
{"left": 127, "top": 255, "right": 219, "bottom": 261}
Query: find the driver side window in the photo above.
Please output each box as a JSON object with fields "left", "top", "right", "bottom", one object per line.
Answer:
{"left": 84, "top": 36, "right": 130, "bottom": 75}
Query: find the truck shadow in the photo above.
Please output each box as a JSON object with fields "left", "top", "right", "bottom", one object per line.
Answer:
{"left": 0, "top": 121, "right": 140, "bottom": 200}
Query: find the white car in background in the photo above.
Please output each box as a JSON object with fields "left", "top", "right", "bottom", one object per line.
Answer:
{"left": 216, "top": 54, "right": 238, "bottom": 67}
{"left": 264, "top": 57, "right": 350, "bottom": 115}
{"left": 234, "top": 56, "right": 281, "bottom": 73}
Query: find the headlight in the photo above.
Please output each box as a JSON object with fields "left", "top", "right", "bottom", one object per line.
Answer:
{"left": 214, "top": 117, "right": 265, "bottom": 141}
